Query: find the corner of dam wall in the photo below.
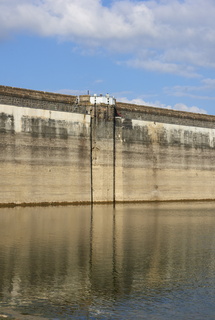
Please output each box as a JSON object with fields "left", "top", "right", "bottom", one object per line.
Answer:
{"left": 1, "top": 85, "right": 215, "bottom": 205}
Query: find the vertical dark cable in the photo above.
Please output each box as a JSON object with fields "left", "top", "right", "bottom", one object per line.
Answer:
{"left": 113, "top": 106, "right": 116, "bottom": 206}
{"left": 90, "top": 116, "right": 93, "bottom": 205}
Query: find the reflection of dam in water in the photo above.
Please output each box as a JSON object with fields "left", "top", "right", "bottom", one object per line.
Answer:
{"left": 1, "top": 203, "right": 215, "bottom": 318}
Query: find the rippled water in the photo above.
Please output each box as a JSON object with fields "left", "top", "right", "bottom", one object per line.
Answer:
{"left": 1, "top": 202, "right": 215, "bottom": 319}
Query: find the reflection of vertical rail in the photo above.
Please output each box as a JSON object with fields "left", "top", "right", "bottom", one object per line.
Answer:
{"left": 89, "top": 205, "right": 93, "bottom": 277}
{"left": 112, "top": 209, "right": 117, "bottom": 296}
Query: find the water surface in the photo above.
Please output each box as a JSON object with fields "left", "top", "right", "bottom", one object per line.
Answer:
{"left": 0, "top": 202, "right": 215, "bottom": 319}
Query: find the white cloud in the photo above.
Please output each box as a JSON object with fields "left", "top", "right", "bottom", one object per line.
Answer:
{"left": 126, "top": 59, "right": 200, "bottom": 78}
{"left": 1, "top": 0, "right": 215, "bottom": 77}
{"left": 202, "top": 78, "right": 215, "bottom": 89}
{"left": 94, "top": 79, "right": 104, "bottom": 84}
{"left": 164, "top": 78, "right": 215, "bottom": 99}
{"left": 118, "top": 97, "right": 207, "bottom": 114}
{"left": 173, "top": 103, "right": 207, "bottom": 114}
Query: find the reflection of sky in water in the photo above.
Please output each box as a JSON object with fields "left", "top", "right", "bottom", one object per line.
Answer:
{"left": 0, "top": 203, "right": 215, "bottom": 319}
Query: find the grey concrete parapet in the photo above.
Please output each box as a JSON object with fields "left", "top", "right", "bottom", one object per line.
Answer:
{"left": 116, "top": 102, "right": 215, "bottom": 128}
{"left": 0, "top": 85, "right": 77, "bottom": 104}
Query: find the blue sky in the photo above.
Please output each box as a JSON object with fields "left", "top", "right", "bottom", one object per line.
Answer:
{"left": 0, "top": 0, "right": 215, "bottom": 115}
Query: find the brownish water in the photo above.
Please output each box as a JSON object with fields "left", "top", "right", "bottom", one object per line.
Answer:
{"left": 0, "top": 202, "right": 215, "bottom": 319}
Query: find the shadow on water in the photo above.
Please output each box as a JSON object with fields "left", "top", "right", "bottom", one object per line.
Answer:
{"left": 1, "top": 202, "right": 215, "bottom": 319}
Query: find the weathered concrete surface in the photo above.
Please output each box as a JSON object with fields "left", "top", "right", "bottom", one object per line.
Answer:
{"left": 115, "top": 117, "right": 215, "bottom": 201}
{"left": 0, "top": 104, "right": 91, "bottom": 204}
{"left": 1, "top": 85, "right": 215, "bottom": 204}
{"left": 91, "top": 117, "right": 114, "bottom": 202}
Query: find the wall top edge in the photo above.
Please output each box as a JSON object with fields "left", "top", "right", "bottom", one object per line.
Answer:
{"left": 0, "top": 85, "right": 77, "bottom": 104}
{"left": 116, "top": 102, "right": 215, "bottom": 122}
{"left": 0, "top": 85, "right": 214, "bottom": 122}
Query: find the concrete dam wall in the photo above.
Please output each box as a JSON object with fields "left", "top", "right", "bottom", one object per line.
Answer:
{"left": 0, "top": 85, "right": 215, "bottom": 205}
